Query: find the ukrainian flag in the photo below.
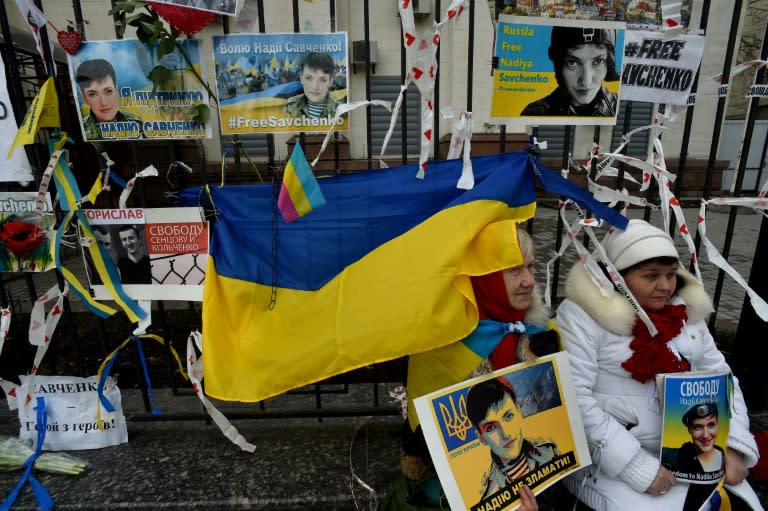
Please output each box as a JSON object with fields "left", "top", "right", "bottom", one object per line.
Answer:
{"left": 181, "top": 152, "right": 626, "bottom": 402}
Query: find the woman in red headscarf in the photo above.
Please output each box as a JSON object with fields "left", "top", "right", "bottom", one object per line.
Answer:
{"left": 381, "top": 226, "right": 561, "bottom": 511}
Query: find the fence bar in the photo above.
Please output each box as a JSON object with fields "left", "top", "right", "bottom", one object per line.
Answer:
{"left": 709, "top": 18, "right": 768, "bottom": 328}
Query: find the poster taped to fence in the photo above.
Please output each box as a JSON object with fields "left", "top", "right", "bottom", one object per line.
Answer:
{"left": 147, "top": 0, "right": 239, "bottom": 16}
{"left": 414, "top": 352, "right": 590, "bottom": 511}
{"left": 659, "top": 371, "right": 732, "bottom": 484}
{"left": 67, "top": 39, "right": 211, "bottom": 142}
{"left": 489, "top": 1, "right": 694, "bottom": 31}
{"left": 0, "top": 192, "right": 55, "bottom": 272}
{"left": 490, "top": 17, "right": 625, "bottom": 126}
{"left": 82, "top": 207, "right": 208, "bottom": 301}
{"left": 17, "top": 374, "right": 128, "bottom": 451}
{"left": 214, "top": 32, "right": 349, "bottom": 134}
{"left": 620, "top": 30, "right": 705, "bottom": 105}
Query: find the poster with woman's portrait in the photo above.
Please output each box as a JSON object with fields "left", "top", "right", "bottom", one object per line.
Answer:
{"left": 659, "top": 371, "right": 732, "bottom": 484}
{"left": 414, "top": 352, "right": 591, "bottom": 511}
{"left": 213, "top": 32, "right": 349, "bottom": 134}
{"left": 67, "top": 39, "right": 211, "bottom": 142}
{"left": 490, "top": 17, "right": 625, "bottom": 126}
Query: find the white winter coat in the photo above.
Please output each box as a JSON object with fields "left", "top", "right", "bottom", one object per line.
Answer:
{"left": 556, "top": 263, "right": 763, "bottom": 511}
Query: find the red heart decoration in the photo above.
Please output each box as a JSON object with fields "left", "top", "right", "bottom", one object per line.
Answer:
{"left": 404, "top": 33, "right": 415, "bottom": 46}
{"left": 149, "top": 2, "right": 217, "bottom": 36}
{"left": 432, "top": 33, "right": 440, "bottom": 45}
{"left": 57, "top": 28, "right": 82, "bottom": 55}
{"left": 424, "top": 129, "right": 432, "bottom": 141}
{"left": 403, "top": 0, "right": 411, "bottom": 8}
{"left": 412, "top": 67, "right": 423, "bottom": 79}
{"left": 669, "top": 197, "right": 680, "bottom": 206}
{"left": 666, "top": 18, "right": 680, "bottom": 27}
{"left": 447, "top": 9, "right": 456, "bottom": 19}
{"left": 679, "top": 224, "right": 688, "bottom": 235}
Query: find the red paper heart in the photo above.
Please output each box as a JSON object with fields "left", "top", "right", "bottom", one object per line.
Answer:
{"left": 424, "top": 129, "right": 432, "bottom": 141}
{"left": 403, "top": 0, "right": 411, "bottom": 8}
{"left": 57, "top": 29, "right": 82, "bottom": 55}
{"left": 404, "top": 33, "right": 415, "bottom": 46}
{"left": 149, "top": 2, "right": 217, "bottom": 36}
{"left": 412, "top": 67, "right": 423, "bottom": 79}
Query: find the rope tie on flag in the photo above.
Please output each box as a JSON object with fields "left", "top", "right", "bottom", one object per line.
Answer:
{"left": 96, "top": 334, "right": 188, "bottom": 425}
{"left": 186, "top": 330, "right": 256, "bottom": 452}
{"left": 0, "top": 396, "right": 53, "bottom": 511}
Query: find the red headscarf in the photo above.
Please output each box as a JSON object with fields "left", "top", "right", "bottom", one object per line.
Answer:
{"left": 471, "top": 270, "right": 527, "bottom": 370}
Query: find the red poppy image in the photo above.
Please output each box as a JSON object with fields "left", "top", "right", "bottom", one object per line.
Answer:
{"left": 0, "top": 220, "right": 45, "bottom": 258}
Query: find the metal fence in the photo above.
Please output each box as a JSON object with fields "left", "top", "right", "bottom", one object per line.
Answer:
{"left": 0, "top": 0, "right": 766, "bottom": 421}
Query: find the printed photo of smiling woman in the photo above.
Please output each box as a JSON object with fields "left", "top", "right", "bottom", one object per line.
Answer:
{"left": 75, "top": 59, "right": 143, "bottom": 140}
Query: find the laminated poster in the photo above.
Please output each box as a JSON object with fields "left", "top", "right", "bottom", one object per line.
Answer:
{"left": 488, "top": 1, "right": 693, "bottom": 31}
{"left": 621, "top": 30, "right": 705, "bottom": 105}
{"left": 82, "top": 207, "right": 208, "bottom": 301}
{"left": 0, "top": 192, "right": 55, "bottom": 273}
{"left": 658, "top": 371, "right": 732, "bottom": 484}
{"left": 214, "top": 32, "right": 348, "bottom": 134}
{"left": 148, "top": 0, "right": 238, "bottom": 16}
{"left": 414, "top": 352, "right": 591, "bottom": 511}
{"left": 67, "top": 39, "right": 211, "bottom": 142}
{"left": 490, "top": 16, "right": 625, "bottom": 126}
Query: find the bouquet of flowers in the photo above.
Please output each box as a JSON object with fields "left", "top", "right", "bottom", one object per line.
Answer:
{"left": 0, "top": 436, "right": 87, "bottom": 475}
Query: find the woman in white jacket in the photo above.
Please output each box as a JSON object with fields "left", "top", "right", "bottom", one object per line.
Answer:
{"left": 556, "top": 219, "right": 763, "bottom": 510}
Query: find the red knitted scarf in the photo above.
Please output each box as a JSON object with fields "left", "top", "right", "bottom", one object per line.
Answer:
{"left": 621, "top": 304, "right": 690, "bottom": 383}
{"left": 471, "top": 271, "right": 526, "bottom": 370}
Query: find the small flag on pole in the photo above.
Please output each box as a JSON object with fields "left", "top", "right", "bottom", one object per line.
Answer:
{"left": 277, "top": 143, "right": 326, "bottom": 223}
{"left": 14, "top": 0, "right": 48, "bottom": 63}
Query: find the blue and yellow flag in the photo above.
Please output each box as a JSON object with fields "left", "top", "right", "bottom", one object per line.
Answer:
{"left": 181, "top": 152, "right": 627, "bottom": 402}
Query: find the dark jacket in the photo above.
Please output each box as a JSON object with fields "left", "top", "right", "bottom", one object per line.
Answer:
{"left": 520, "top": 86, "right": 617, "bottom": 117}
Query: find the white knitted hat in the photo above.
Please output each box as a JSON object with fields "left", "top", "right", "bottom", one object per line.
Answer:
{"left": 602, "top": 219, "right": 678, "bottom": 271}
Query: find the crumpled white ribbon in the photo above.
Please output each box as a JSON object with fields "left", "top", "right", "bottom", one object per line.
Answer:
{"left": 444, "top": 110, "right": 474, "bottom": 189}
{"left": 381, "top": 0, "right": 470, "bottom": 179}
{"left": 186, "top": 331, "right": 256, "bottom": 452}
{"left": 119, "top": 165, "right": 158, "bottom": 209}
{"left": 10, "top": 283, "right": 70, "bottom": 410}
{"left": 697, "top": 180, "right": 768, "bottom": 321}
{"left": 310, "top": 100, "right": 391, "bottom": 168}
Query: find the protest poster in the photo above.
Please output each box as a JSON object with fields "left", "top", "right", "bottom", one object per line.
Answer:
{"left": 82, "top": 207, "right": 208, "bottom": 301}
{"left": 0, "top": 53, "right": 34, "bottom": 184}
{"left": 17, "top": 375, "right": 128, "bottom": 451}
{"left": 491, "top": 17, "right": 625, "bottom": 126}
{"left": 414, "top": 352, "right": 590, "bottom": 511}
{"left": 495, "top": 1, "right": 693, "bottom": 31}
{"left": 0, "top": 192, "right": 55, "bottom": 273}
{"left": 148, "top": 0, "right": 238, "bottom": 16}
{"left": 621, "top": 30, "right": 705, "bottom": 105}
{"left": 658, "top": 371, "right": 732, "bottom": 484}
{"left": 214, "top": 32, "right": 348, "bottom": 134}
{"left": 67, "top": 39, "right": 211, "bottom": 142}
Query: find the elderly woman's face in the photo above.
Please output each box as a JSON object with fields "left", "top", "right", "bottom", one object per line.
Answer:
{"left": 502, "top": 255, "right": 535, "bottom": 310}
{"left": 622, "top": 261, "right": 678, "bottom": 311}
{"left": 561, "top": 44, "right": 609, "bottom": 106}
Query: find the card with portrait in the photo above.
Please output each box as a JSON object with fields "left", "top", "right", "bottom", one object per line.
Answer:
{"left": 657, "top": 370, "right": 732, "bottom": 484}
{"left": 414, "top": 351, "right": 591, "bottom": 511}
